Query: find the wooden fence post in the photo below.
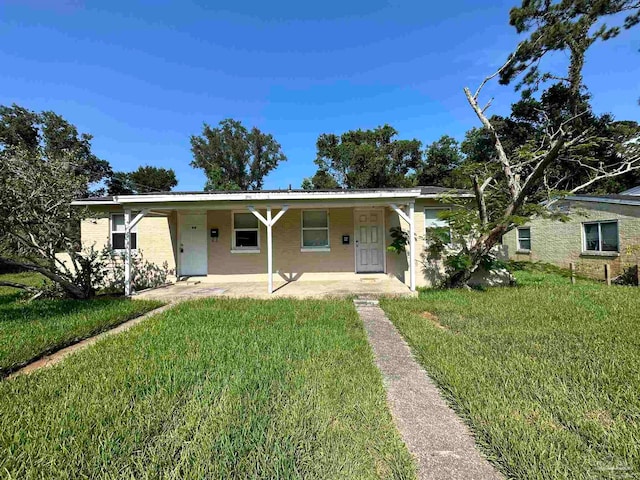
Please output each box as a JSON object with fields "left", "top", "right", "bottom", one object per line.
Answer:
{"left": 604, "top": 264, "right": 611, "bottom": 286}
{"left": 570, "top": 263, "right": 576, "bottom": 285}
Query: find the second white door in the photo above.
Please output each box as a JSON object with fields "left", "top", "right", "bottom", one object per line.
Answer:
{"left": 179, "top": 214, "right": 207, "bottom": 276}
{"left": 355, "top": 210, "right": 384, "bottom": 273}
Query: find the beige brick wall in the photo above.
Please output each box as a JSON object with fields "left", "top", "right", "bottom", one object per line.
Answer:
{"left": 206, "top": 208, "right": 356, "bottom": 276}
{"left": 503, "top": 201, "right": 640, "bottom": 278}
{"left": 81, "top": 212, "right": 177, "bottom": 273}
{"left": 80, "top": 202, "right": 458, "bottom": 286}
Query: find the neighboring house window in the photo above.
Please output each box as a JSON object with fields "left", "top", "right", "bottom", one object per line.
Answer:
{"left": 517, "top": 227, "right": 531, "bottom": 251}
{"left": 111, "top": 213, "right": 137, "bottom": 250}
{"left": 583, "top": 221, "right": 619, "bottom": 253}
{"left": 301, "top": 210, "right": 330, "bottom": 249}
{"left": 424, "top": 208, "right": 451, "bottom": 244}
{"left": 233, "top": 212, "right": 260, "bottom": 250}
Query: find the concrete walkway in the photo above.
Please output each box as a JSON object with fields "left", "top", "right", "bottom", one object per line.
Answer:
{"left": 354, "top": 299, "right": 502, "bottom": 480}
{"left": 7, "top": 304, "right": 174, "bottom": 379}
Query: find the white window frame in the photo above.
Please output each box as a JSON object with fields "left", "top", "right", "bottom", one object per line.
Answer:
{"left": 424, "top": 207, "right": 452, "bottom": 245}
{"left": 110, "top": 213, "right": 138, "bottom": 253}
{"left": 231, "top": 210, "right": 261, "bottom": 253}
{"left": 516, "top": 227, "right": 531, "bottom": 252}
{"left": 301, "top": 209, "right": 330, "bottom": 252}
{"left": 582, "top": 220, "right": 619, "bottom": 254}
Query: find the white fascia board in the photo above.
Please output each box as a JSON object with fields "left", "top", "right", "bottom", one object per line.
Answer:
{"left": 565, "top": 196, "right": 640, "bottom": 207}
{"left": 113, "top": 190, "right": 423, "bottom": 204}
{"left": 71, "top": 200, "right": 119, "bottom": 206}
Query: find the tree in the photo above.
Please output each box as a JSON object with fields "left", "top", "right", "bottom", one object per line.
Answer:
{"left": 304, "top": 125, "right": 422, "bottom": 189}
{"left": 435, "top": 0, "right": 640, "bottom": 288}
{"left": 190, "top": 119, "right": 286, "bottom": 191}
{"left": 106, "top": 166, "right": 178, "bottom": 195}
{"left": 416, "top": 135, "right": 466, "bottom": 187}
{"left": 0, "top": 109, "right": 111, "bottom": 298}
{"left": 0, "top": 104, "right": 111, "bottom": 195}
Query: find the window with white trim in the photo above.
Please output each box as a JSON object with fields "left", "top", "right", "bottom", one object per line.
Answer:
{"left": 517, "top": 227, "right": 531, "bottom": 251}
{"left": 301, "top": 210, "right": 329, "bottom": 249}
{"left": 111, "top": 213, "right": 137, "bottom": 250}
{"left": 583, "top": 221, "right": 619, "bottom": 253}
{"left": 233, "top": 212, "right": 260, "bottom": 250}
{"left": 424, "top": 208, "right": 451, "bottom": 244}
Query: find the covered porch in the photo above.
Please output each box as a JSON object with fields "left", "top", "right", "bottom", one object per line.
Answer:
{"left": 111, "top": 190, "right": 421, "bottom": 296}
{"left": 135, "top": 272, "right": 415, "bottom": 301}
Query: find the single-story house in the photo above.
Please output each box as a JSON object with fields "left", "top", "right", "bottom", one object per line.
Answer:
{"left": 502, "top": 186, "right": 640, "bottom": 279}
{"left": 73, "top": 187, "right": 473, "bottom": 295}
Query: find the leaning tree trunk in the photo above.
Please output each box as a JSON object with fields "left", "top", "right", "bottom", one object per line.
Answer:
{"left": 443, "top": 225, "right": 508, "bottom": 289}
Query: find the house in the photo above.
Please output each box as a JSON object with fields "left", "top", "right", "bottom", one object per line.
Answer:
{"left": 73, "top": 187, "right": 473, "bottom": 295}
{"left": 502, "top": 187, "right": 640, "bottom": 279}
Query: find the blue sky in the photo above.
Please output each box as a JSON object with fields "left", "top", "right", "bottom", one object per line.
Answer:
{"left": 1, "top": 0, "right": 638, "bottom": 191}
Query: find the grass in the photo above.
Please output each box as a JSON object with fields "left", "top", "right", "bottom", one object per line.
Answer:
{"left": 0, "top": 272, "right": 163, "bottom": 376}
{"left": 381, "top": 266, "right": 640, "bottom": 479}
{"left": 0, "top": 297, "right": 415, "bottom": 479}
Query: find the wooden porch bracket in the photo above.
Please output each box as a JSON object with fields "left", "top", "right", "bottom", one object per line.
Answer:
{"left": 248, "top": 205, "right": 290, "bottom": 294}
{"left": 124, "top": 209, "right": 148, "bottom": 297}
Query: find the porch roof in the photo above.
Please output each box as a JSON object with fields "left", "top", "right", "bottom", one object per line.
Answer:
{"left": 72, "top": 186, "right": 472, "bottom": 208}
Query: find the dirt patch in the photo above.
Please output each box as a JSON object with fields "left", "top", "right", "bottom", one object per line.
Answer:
{"left": 586, "top": 410, "right": 614, "bottom": 429}
{"left": 420, "top": 311, "right": 448, "bottom": 331}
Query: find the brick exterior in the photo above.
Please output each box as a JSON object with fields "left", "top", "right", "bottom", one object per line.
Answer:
{"left": 80, "top": 200, "right": 454, "bottom": 287}
{"left": 503, "top": 200, "right": 640, "bottom": 279}
{"left": 81, "top": 212, "right": 178, "bottom": 273}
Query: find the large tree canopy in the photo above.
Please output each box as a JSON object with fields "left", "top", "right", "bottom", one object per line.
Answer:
{"left": 431, "top": 0, "right": 640, "bottom": 288}
{"left": 106, "top": 165, "right": 178, "bottom": 195}
{"left": 0, "top": 104, "right": 111, "bottom": 195}
{"left": 415, "top": 135, "right": 466, "bottom": 188}
{"left": 501, "top": 0, "right": 640, "bottom": 105}
{"left": 0, "top": 106, "right": 109, "bottom": 298}
{"left": 190, "top": 119, "right": 286, "bottom": 191}
{"left": 303, "top": 125, "right": 422, "bottom": 189}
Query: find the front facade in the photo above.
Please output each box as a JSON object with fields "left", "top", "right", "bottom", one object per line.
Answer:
{"left": 503, "top": 190, "right": 640, "bottom": 279}
{"left": 74, "top": 187, "right": 471, "bottom": 294}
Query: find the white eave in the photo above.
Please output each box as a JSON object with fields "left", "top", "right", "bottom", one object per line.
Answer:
{"left": 71, "top": 187, "right": 474, "bottom": 207}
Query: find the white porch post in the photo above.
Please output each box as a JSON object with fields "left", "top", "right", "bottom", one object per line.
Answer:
{"left": 409, "top": 201, "right": 416, "bottom": 292}
{"left": 123, "top": 209, "right": 148, "bottom": 297}
{"left": 248, "top": 205, "right": 289, "bottom": 294}
{"left": 124, "top": 209, "right": 132, "bottom": 297}
{"left": 266, "top": 206, "right": 273, "bottom": 294}
{"left": 389, "top": 202, "right": 416, "bottom": 292}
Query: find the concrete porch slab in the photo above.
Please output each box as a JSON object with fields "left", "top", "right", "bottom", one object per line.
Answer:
{"left": 135, "top": 275, "right": 415, "bottom": 301}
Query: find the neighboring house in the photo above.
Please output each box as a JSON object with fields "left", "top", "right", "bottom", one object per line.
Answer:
{"left": 73, "top": 187, "right": 472, "bottom": 295}
{"left": 503, "top": 186, "right": 640, "bottom": 279}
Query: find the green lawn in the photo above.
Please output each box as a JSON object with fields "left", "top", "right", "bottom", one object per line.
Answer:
{"left": 0, "top": 298, "right": 415, "bottom": 479}
{"left": 0, "top": 272, "right": 163, "bottom": 376}
{"left": 381, "top": 267, "right": 640, "bottom": 479}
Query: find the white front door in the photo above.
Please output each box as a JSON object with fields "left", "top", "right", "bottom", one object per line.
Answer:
{"left": 355, "top": 210, "right": 384, "bottom": 273}
{"left": 179, "top": 214, "right": 207, "bottom": 276}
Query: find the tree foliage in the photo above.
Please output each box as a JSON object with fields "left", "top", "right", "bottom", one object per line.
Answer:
{"left": 0, "top": 144, "right": 102, "bottom": 298}
{"left": 106, "top": 166, "right": 178, "bottom": 195}
{"left": 501, "top": 0, "right": 640, "bottom": 105}
{"left": 303, "top": 125, "right": 421, "bottom": 189}
{"left": 432, "top": 0, "right": 640, "bottom": 288}
{"left": 0, "top": 104, "right": 111, "bottom": 195}
{"left": 416, "top": 135, "right": 467, "bottom": 188}
{"left": 190, "top": 119, "right": 286, "bottom": 191}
